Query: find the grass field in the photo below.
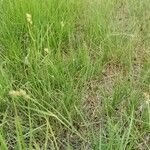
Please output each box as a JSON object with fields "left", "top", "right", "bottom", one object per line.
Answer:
{"left": 0, "top": 0, "right": 150, "bottom": 149}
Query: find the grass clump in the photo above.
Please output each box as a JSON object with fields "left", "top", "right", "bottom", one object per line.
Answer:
{"left": 0, "top": 0, "right": 150, "bottom": 149}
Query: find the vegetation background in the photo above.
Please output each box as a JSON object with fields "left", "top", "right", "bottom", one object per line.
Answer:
{"left": 0, "top": 0, "right": 150, "bottom": 149}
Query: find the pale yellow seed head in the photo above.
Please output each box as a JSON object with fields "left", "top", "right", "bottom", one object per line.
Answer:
{"left": 23, "top": 94, "right": 30, "bottom": 100}
{"left": 24, "top": 56, "right": 29, "bottom": 65}
{"left": 27, "top": 19, "right": 33, "bottom": 25}
{"left": 26, "top": 13, "right": 32, "bottom": 18}
{"left": 9, "top": 90, "right": 21, "bottom": 97}
{"left": 26, "top": 13, "right": 32, "bottom": 19}
{"left": 19, "top": 89, "right": 27, "bottom": 96}
{"left": 9, "top": 89, "right": 30, "bottom": 100}
{"left": 44, "top": 48, "right": 49, "bottom": 54}
{"left": 26, "top": 13, "right": 33, "bottom": 24}
{"left": 143, "top": 92, "right": 150, "bottom": 104}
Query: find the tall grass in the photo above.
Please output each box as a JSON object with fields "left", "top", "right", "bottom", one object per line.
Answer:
{"left": 0, "top": 0, "right": 150, "bottom": 149}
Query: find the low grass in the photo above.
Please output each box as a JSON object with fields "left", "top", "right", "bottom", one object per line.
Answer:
{"left": 0, "top": 0, "right": 150, "bottom": 149}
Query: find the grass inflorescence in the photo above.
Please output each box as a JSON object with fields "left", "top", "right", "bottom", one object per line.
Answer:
{"left": 0, "top": 0, "right": 150, "bottom": 149}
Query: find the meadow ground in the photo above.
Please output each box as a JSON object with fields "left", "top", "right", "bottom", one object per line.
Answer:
{"left": 0, "top": 0, "right": 150, "bottom": 149}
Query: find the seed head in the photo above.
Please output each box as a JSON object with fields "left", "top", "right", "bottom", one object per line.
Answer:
{"left": 9, "top": 90, "right": 21, "bottom": 97}
{"left": 44, "top": 48, "right": 49, "bottom": 54}
{"left": 19, "top": 89, "right": 26, "bottom": 96}
{"left": 143, "top": 92, "right": 150, "bottom": 104}
{"left": 9, "top": 89, "right": 30, "bottom": 100}
{"left": 26, "top": 13, "right": 33, "bottom": 24}
{"left": 24, "top": 94, "right": 30, "bottom": 100}
{"left": 24, "top": 56, "right": 29, "bottom": 65}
